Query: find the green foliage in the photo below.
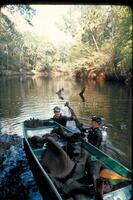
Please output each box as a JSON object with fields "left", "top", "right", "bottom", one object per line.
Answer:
{"left": 113, "top": 6, "right": 132, "bottom": 70}
{"left": 0, "top": 5, "right": 132, "bottom": 78}
{"left": 0, "top": 6, "right": 36, "bottom": 71}
{"left": 0, "top": 7, "right": 56, "bottom": 72}
{"left": 56, "top": 5, "right": 132, "bottom": 75}
{"left": 55, "top": 6, "right": 80, "bottom": 38}
{"left": 6, "top": 5, "right": 36, "bottom": 25}
{"left": 79, "top": 6, "right": 113, "bottom": 47}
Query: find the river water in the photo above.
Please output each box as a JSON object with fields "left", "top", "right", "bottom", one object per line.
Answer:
{"left": 0, "top": 76, "right": 132, "bottom": 169}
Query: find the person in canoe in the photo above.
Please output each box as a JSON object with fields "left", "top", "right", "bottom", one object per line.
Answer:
{"left": 84, "top": 116, "right": 103, "bottom": 148}
{"left": 64, "top": 102, "right": 103, "bottom": 148}
{"left": 52, "top": 106, "right": 76, "bottom": 126}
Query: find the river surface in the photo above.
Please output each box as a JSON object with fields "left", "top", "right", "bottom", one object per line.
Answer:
{"left": 0, "top": 76, "right": 132, "bottom": 169}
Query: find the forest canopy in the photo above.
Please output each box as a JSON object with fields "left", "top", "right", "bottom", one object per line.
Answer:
{"left": 0, "top": 5, "right": 132, "bottom": 82}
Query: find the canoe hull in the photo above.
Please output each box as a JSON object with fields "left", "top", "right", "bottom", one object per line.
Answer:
{"left": 24, "top": 137, "right": 62, "bottom": 200}
{"left": 23, "top": 121, "right": 132, "bottom": 200}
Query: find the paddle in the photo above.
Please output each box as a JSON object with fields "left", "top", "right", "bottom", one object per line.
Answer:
{"left": 78, "top": 116, "right": 104, "bottom": 122}
{"left": 64, "top": 102, "right": 83, "bottom": 128}
{"left": 100, "top": 169, "right": 132, "bottom": 182}
{"left": 78, "top": 116, "right": 90, "bottom": 122}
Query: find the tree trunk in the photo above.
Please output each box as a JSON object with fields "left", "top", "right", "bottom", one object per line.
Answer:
{"left": 89, "top": 27, "right": 99, "bottom": 51}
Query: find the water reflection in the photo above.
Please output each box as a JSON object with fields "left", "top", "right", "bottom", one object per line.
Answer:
{"left": 0, "top": 76, "right": 132, "bottom": 169}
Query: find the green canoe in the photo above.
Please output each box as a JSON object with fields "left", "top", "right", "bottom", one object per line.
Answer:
{"left": 23, "top": 120, "right": 132, "bottom": 200}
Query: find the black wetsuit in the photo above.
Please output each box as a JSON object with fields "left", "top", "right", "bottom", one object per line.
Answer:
{"left": 52, "top": 115, "right": 74, "bottom": 126}
{"left": 87, "top": 127, "right": 102, "bottom": 148}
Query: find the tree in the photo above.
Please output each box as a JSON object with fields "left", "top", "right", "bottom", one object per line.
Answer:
{"left": 112, "top": 6, "right": 132, "bottom": 71}
{"left": 0, "top": 4, "right": 36, "bottom": 25}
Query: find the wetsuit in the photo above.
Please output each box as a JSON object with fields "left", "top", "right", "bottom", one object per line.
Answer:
{"left": 87, "top": 127, "right": 102, "bottom": 148}
{"left": 52, "top": 115, "right": 74, "bottom": 126}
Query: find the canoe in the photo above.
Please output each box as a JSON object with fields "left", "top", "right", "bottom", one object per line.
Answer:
{"left": 23, "top": 119, "right": 132, "bottom": 200}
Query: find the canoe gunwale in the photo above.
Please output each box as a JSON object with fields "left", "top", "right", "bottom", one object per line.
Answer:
{"left": 23, "top": 122, "right": 63, "bottom": 200}
{"left": 81, "top": 141, "right": 132, "bottom": 179}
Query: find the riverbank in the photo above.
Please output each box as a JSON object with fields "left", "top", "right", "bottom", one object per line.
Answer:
{"left": 0, "top": 65, "right": 132, "bottom": 85}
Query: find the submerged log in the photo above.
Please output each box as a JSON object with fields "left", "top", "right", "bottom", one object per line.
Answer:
{"left": 79, "top": 87, "right": 86, "bottom": 102}
{"left": 56, "top": 88, "right": 64, "bottom": 100}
